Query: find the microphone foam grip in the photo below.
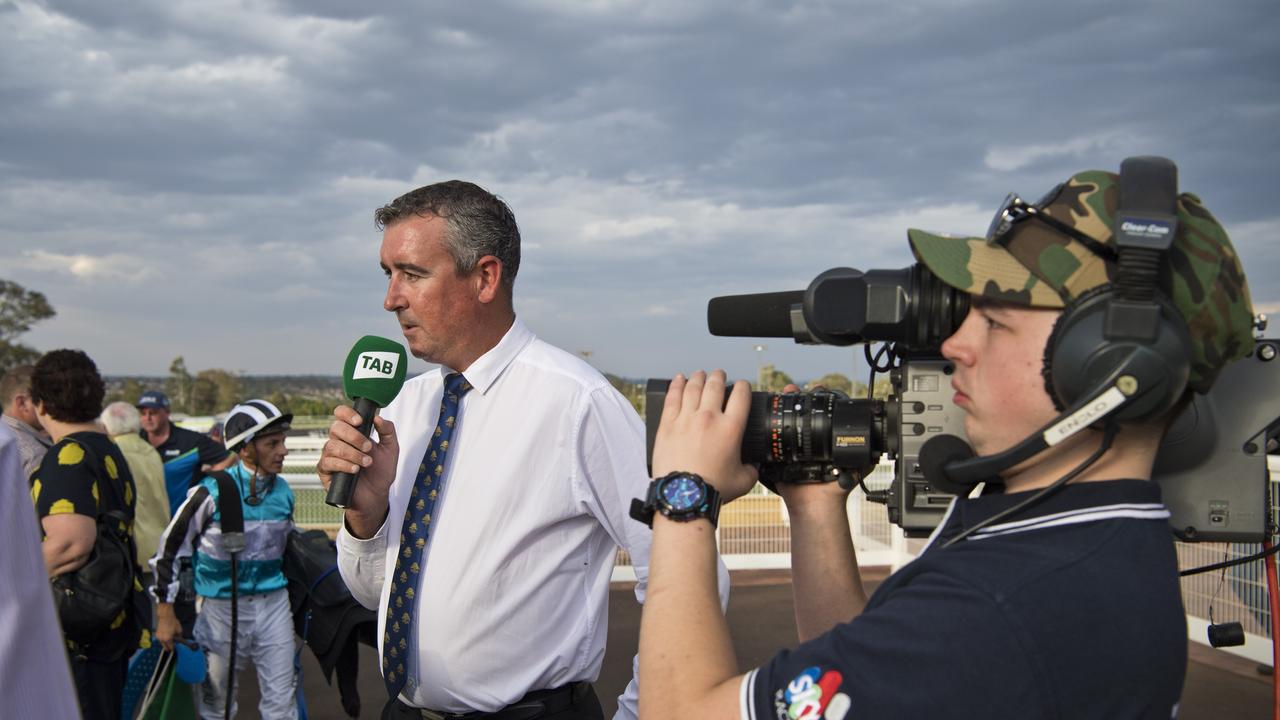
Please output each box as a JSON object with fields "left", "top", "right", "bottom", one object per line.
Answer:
{"left": 707, "top": 291, "right": 804, "bottom": 337}
{"left": 919, "top": 434, "right": 977, "bottom": 496}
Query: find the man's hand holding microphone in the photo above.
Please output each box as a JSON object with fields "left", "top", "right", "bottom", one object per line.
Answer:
{"left": 317, "top": 336, "right": 408, "bottom": 538}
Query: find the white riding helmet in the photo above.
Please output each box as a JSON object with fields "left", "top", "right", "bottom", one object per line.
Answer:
{"left": 223, "top": 399, "right": 293, "bottom": 452}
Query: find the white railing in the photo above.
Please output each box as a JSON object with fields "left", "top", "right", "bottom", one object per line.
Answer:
{"left": 279, "top": 436, "right": 1278, "bottom": 662}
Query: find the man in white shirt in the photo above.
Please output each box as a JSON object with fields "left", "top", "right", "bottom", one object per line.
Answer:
{"left": 1, "top": 364, "right": 53, "bottom": 481}
{"left": 319, "top": 180, "right": 722, "bottom": 720}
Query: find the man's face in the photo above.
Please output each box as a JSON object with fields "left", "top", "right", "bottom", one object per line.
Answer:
{"left": 941, "top": 299, "right": 1061, "bottom": 458}
{"left": 7, "top": 391, "right": 42, "bottom": 429}
{"left": 247, "top": 432, "right": 289, "bottom": 475}
{"left": 380, "top": 214, "right": 483, "bottom": 368}
{"left": 139, "top": 407, "right": 169, "bottom": 434}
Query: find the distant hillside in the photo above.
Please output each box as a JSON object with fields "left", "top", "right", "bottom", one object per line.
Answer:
{"left": 106, "top": 375, "right": 344, "bottom": 396}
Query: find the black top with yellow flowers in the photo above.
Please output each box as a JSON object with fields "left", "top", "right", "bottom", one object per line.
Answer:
{"left": 32, "top": 430, "right": 140, "bottom": 659}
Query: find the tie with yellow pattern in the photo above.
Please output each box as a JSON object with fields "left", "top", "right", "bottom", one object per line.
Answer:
{"left": 382, "top": 372, "right": 472, "bottom": 701}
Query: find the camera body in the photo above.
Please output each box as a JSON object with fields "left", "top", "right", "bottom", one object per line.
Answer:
{"left": 886, "top": 358, "right": 968, "bottom": 535}
{"left": 647, "top": 264, "right": 972, "bottom": 537}
{"left": 646, "top": 262, "right": 1279, "bottom": 541}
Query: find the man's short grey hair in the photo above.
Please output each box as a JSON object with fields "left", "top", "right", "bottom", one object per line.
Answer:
{"left": 373, "top": 180, "right": 521, "bottom": 293}
{"left": 0, "top": 364, "right": 34, "bottom": 408}
{"left": 101, "top": 401, "right": 142, "bottom": 436}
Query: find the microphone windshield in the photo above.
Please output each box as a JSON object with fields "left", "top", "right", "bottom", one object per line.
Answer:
{"left": 341, "top": 335, "right": 409, "bottom": 408}
{"left": 919, "top": 434, "right": 978, "bottom": 496}
{"left": 707, "top": 290, "right": 804, "bottom": 338}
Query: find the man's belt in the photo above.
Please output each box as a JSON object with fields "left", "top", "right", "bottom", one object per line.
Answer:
{"left": 404, "top": 681, "right": 593, "bottom": 720}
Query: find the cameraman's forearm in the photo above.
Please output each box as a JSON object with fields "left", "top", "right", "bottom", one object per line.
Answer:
{"left": 787, "top": 498, "right": 867, "bottom": 641}
{"left": 639, "top": 517, "right": 742, "bottom": 717}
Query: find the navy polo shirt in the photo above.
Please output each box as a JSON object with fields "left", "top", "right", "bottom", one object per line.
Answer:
{"left": 142, "top": 421, "right": 232, "bottom": 515}
{"left": 742, "top": 480, "right": 1185, "bottom": 720}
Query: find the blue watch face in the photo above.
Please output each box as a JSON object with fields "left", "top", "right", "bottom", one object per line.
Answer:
{"left": 660, "top": 475, "right": 705, "bottom": 511}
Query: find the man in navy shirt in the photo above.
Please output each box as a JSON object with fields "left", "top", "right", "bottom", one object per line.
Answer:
{"left": 137, "top": 390, "right": 234, "bottom": 514}
{"left": 635, "top": 167, "right": 1255, "bottom": 718}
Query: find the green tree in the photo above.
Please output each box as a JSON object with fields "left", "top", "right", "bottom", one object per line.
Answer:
{"left": 191, "top": 369, "right": 242, "bottom": 414}
{"left": 805, "top": 373, "right": 853, "bottom": 395}
{"left": 105, "top": 378, "right": 145, "bottom": 406}
{"left": 605, "top": 373, "right": 646, "bottom": 416}
{"left": 166, "top": 357, "right": 193, "bottom": 413}
{"left": 0, "top": 279, "right": 56, "bottom": 374}
{"left": 265, "top": 391, "right": 336, "bottom": 418}
{"left": 758, "top": 364, "right": 794, "bottom": 392}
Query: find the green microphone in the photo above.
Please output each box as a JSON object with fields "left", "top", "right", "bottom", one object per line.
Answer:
{"left": 325, "top": 335, "right": 409, "bottom": 508}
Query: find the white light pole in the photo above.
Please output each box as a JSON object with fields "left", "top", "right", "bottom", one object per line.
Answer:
{"left": 753, "top": 344, "right": 767, "bottom": 390}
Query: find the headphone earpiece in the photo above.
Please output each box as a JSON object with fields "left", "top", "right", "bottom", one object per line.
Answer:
{"left": 1043, "top": 279, "right": 1192, "bottom": 424}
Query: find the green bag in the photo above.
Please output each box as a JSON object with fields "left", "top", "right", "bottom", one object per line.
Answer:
{"left": 136, "top": 649, "right": 197, "bottom": 720}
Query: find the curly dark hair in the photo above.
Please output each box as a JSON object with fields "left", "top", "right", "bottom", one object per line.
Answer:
{"left": 30, "top": 349, "right": 105, "bottom": 423}
{"left": 374, "top": 180, "right": 521, "bottom": 292}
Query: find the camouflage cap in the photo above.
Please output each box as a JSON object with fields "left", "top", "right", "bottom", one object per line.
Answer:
{"left": 908, "top": 170, "right": 1254, "bottom": 394}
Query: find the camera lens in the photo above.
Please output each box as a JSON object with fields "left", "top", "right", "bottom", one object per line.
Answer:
{"left": 740, "top": 391, "right": 883, "bottom": 471}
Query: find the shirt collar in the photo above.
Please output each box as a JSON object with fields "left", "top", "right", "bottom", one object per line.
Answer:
{"left": 2, "top": 414, "right": 51, "bottom": 445}
{"left": 444, "top": 317, "right": 533, "bottom": 396}
{"left": 936, "top": 479, "right": 1165, "bottom": 545}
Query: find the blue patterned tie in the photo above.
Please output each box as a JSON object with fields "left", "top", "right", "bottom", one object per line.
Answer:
{"left": 382, "top": 372, "right": 472, "bottom": 701}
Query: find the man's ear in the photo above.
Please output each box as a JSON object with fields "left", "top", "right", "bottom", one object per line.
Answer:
{"left": 473, "top": 255, "right": 505, "bottom": 304}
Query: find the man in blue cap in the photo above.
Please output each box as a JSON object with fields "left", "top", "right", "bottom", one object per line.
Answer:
{"left": 137, "top": 390, "right": 234, "bottom": 514}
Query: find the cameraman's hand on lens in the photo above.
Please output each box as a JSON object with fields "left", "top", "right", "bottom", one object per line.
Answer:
{"left": 770, "top": 382, "right": 853, "bottom": 508}
{"left": 653, "top": 370, "right": 759, "bottom": 503}
{"left": 775, "top": 471, "right": 854, "bottom": 512}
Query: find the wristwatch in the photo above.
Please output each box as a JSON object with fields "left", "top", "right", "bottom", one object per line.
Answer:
{"left": 630, "top": 471, "right": 722, "bottom": 527}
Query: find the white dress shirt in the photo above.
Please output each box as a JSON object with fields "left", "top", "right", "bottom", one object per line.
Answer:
{"left": 338, "top": 318, "right": 729, "bottom": 718}
{"left": 0, "top": 423, "right": 81, "bottom": 719}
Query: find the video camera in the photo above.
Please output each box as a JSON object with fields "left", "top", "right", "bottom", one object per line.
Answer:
{"left": 646, "top": 263, "right": 1280, "bottom": 541}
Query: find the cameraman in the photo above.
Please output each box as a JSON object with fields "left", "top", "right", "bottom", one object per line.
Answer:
{"left": 636, "top": 170, "right": 1254, "bottom": 718}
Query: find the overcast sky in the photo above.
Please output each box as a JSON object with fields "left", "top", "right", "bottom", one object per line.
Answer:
{"left": 2, "top": 0, "right": 1277, "bottom": 384}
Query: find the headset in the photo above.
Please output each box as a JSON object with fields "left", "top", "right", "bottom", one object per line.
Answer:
{"left": 921, "top": 157, "right": 1194, "bottom": 507}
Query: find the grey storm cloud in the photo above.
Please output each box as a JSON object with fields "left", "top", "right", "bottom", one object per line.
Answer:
{"left": 1, "top": 0, "right": 1277, "bottom": 382}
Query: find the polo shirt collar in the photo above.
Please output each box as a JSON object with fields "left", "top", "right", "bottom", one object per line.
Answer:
{"left": 445, "top": 317, "right": 533, "bottom": 396}
{"left": 933, "top": 479, "right": 1167, "bottom": 546}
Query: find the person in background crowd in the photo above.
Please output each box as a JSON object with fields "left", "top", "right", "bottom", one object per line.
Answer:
{"left": 31, "top": 349, "right": 142, "bottom": 720}
{"left": 137, "top": 390, "right": 234, "bottom": 514}
{"left": 102, "top": 401, "right": 169, "bottom": 574}
{"left": 138, "top": 388, "right": 234, "bottom": 637}
{"left": 1, "top": 363, "right": 53, "bottom": 481}
{"left": 152, "top": 399, "right": 298, "bottom": 720}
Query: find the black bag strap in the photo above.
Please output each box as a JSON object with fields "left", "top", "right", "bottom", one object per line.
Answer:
{"left": 207, "top": 470, "right": 246, "bottom": 555}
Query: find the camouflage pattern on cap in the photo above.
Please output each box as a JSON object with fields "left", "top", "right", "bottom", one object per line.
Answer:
{"left": 908, "top": 170, "right": 1254, "bottom": 394}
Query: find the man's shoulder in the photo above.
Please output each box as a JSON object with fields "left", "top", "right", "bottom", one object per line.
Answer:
{"left": 114, "top": 433, "right": 165, "bottom": 465}
{"left": 513, "top": 335, "right": 613, "bottom": 392}
{"left": 166, "top": 423, "right": 207, "bottom": 446}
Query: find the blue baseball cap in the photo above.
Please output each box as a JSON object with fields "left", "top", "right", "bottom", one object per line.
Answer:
{"left": 136, "top": 390, "right": 170, "bottom": 410}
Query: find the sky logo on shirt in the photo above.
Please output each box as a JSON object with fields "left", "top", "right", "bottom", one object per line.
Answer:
{"left": 783, "top": 666, "right": 850, "bottom": 720}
